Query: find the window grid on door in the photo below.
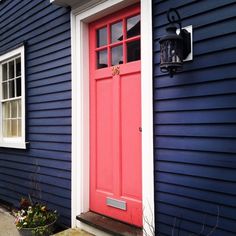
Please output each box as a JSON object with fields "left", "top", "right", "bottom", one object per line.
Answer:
{"left": 96, "top": 13, "right": 141, "bottom": 69}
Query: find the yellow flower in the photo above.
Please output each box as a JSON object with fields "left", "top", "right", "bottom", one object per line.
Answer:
{"left": 41, "top": 206, "right": 46, "bottom": 211}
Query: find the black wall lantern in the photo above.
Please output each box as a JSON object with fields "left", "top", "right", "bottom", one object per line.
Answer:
{"left": 159, "top": 8, "right": 191, "bottom": 77}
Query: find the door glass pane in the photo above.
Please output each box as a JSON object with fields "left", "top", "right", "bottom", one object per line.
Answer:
{"left": 97, "top": 27, "right": 107, "bottom": 47}
{"left": 9, "top": 80, "right": 15, "bottom": 98}
{"left": 16, "top": 58, "right": 21, "bottom": 76}
{"left": 97, "top": 50, "right": 108, "bottom": 69}
{"left": 112, "top": 45, "right": 123, "bottom": 66}
{"left": 3, "top": 102, "right": 10, "bottom": 118}
{"left": 111, "top": 21, "right": 123, "bottom": 43}
{"left": 127, "top": 40, "right": 140, "bottom": 62}
{"left": 11, "top": 100, "right": 17, "bottom": 118}
{"left": 2, "top": 82, "right": 8, "bottom": 99}
{"left": 2, "top": 63, "right": 7, "bottom": 81}
{"left": 127, "top": 15, "right": 140, "bottom": 38}
{"left": 9, "top": 60, "right": 15, "bottom": 79}
{"left": 16, "top": 77, "right": 21, "bottom": 97}
{"left": 18, "top": 119, "right": 22, "bottom": 137}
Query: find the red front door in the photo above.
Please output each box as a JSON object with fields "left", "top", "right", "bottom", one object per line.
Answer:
{"left": 89, "top": 4, "right": 142, "bottom": 227}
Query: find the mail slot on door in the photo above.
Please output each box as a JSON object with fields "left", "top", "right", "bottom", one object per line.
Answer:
{"left": 106, "top": 197, "right": 127, "bottom": 211}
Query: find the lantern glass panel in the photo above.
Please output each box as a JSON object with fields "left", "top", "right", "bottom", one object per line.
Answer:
{"left": 160, "top": 40, "right": 182, "bottom": 64}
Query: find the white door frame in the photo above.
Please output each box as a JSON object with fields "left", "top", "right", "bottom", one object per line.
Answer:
{"left": 71, "top": 0, "right": 154, "bottom": 234}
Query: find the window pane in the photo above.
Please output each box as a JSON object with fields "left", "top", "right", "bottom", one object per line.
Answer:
{"left": 2, "top": 63, "right": 7, "bottom": 81}
{"left": 16, "top": 58, "right": 21, "bottom": 76}
{"left": 18, "top": 119, "right": 22, "bottom": 137}
{"left": 111, "top": 21, "right": 123, "bottom": 43}
{"left": 11, "top": 100, "right": 17, "bottom": 118}
{"left": 3, "top": 102, "right": 10, "bottom": 119}
{"left": 11, "top": 120, "right": 17, "bottom": 137}
{"left": 2, "top": 82, "right": 8, "bottom": 99}
{"left": 97, "top": 27, "right": 107, "bottom": 47}
{"left": 127, "top": 15, "right": 140, "bottom": 38}
{"left": 112, "top": 45, "right": 123, "bottom": 66}
{"left": 127, "top": 40, "right": 140, "bottom": 62}
{"left": 3, "top": 120, "right": 10, "bottom": 137}
{"left": 16, "top": 77, "right": 21, "bottom": 97}
{"left": 97, "top": 50, "right": 108, "bottom": 69}
{"left": 9, "top": 80, "right": 15, "bottom": 98}
{"left": 18, "top": 100, "right": 21, "bottom": 118}
{"left": 9, "top": 60, "right": 15, "bottom": 79}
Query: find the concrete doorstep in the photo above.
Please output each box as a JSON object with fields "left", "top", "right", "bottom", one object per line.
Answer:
{"left": 53, "top": 228, "right": 94, "bottom": 236}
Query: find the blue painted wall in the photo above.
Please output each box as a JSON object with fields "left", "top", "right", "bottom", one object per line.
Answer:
{"left": 153, "top": 0, "right": 236, "bottom": 235}
{"left": 0, "top": 0, "right": 71, "bottom": 226}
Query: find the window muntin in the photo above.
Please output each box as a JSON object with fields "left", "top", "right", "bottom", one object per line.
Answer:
{"left": 0, "top": 46, "right": 25, "bottom": 149}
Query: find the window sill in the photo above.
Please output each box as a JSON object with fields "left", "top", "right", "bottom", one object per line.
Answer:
{"left": 0, "top": 138, "right": 27, "bottom": 149}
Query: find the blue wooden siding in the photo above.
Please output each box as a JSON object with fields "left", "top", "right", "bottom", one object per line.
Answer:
{"left": 0, "top": 0, "right": 71, "bottom": 226}
{"left": 153, "top": 0, "right": 236, "bottom": 235}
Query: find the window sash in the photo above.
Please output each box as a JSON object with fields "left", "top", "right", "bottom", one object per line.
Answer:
{"left": 2, "top": 99, "right": 22, "bottom": 138}
{"left": 0, "top": 45, "right": 25, "bottom": 149}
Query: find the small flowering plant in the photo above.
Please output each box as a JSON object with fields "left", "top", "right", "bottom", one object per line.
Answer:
{"left": 13, "top": 197, "right": 58, "bottom": 236}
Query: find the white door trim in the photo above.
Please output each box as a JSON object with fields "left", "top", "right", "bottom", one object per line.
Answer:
{"left": 71, "top": 0, "right": 155, "bottom": 234}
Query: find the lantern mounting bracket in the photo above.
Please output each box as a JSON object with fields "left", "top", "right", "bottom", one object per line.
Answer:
{"left": 167, "top": 8, "right": 182, "bottom": 29}
{"left": 180, "top": 29, "right": 191, "bottom": 60}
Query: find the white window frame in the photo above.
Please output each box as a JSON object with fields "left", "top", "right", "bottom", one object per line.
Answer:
{"left": 0, "top": 46, "right": 26, "bottom": 149}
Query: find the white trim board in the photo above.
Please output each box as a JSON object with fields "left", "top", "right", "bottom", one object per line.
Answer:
{"left": 71, "top": 0, "right": 154, "bottom": 235}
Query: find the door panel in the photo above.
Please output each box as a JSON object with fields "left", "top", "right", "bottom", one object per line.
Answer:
{"left": 89, "top": 4, "right": 142, "bottom": 227}
{"left": 121, "top": 73, "right": 142, "bottom": 200}
{"left": 96, "top": 78, "right": 113, "bottom": 192}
